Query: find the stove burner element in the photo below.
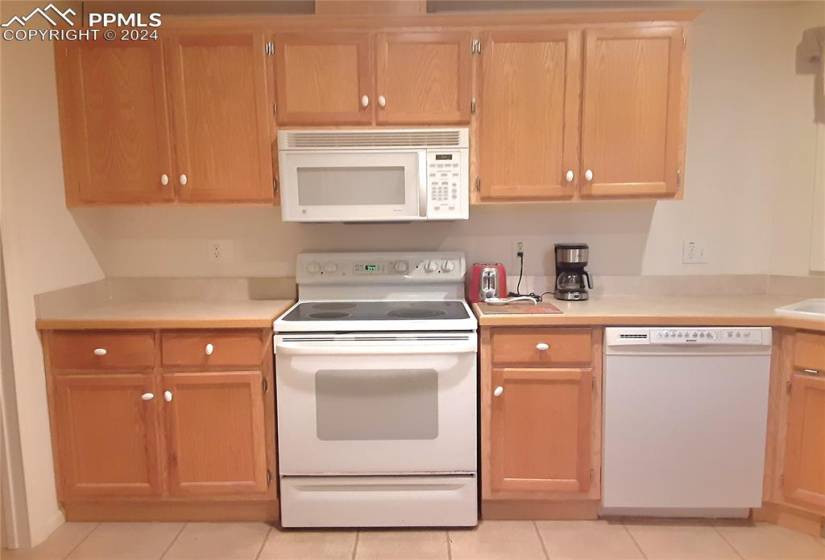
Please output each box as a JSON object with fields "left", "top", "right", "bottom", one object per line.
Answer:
{"left": 312, "top": 302, "right": 358, "bottom": 310}
{"left": 309, "top": 311, "right": 351, "bottom": 319}
{"left": 388, "top": 308, "right": 447, "bottom": 319}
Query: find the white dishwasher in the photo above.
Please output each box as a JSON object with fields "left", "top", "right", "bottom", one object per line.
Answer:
{"left": 603, "top": 327, "right": 772, "bottom": 517}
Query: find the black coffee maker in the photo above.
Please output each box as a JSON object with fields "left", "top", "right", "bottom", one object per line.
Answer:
{"left": 554, "top": 243, "right": 593, "bottom": 301}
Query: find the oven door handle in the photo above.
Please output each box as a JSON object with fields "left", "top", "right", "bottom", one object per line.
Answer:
{"left": 276, "top": 341, "right": 477, "bottom": 356}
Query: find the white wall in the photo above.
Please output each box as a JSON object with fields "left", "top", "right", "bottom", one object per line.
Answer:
{"left": 767, "top": 1, "right": 825, "bottom": 275}
{"left": 71, "top": 2, "right": 823, "bottom": 279}
{"left": 0, "top": 1, "right": 105, "bottom": 546}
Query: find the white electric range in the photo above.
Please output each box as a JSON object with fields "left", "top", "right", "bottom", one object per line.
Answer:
{"left": 273, "top": 252, "right": 478, "bottom": 528}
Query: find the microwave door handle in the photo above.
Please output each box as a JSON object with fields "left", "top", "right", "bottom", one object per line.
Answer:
{"left": 418, "top": 151, "right": 428, "bottom": 217}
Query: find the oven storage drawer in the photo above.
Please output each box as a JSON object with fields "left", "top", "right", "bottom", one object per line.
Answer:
{"left": 280, "top": 475, "right": 477, "bottom": 527}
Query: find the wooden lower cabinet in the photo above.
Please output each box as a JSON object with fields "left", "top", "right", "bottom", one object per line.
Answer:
{"left": 42, "top": 328, "right": 276, "bottom": 521}
{"left": 761, "top": 329, "right": 825, "bottom": 535}
{"left": 491, "top": 368, "right": 593, "bottom": 494}
{"left": 481, "top": 327, "right": 602, "bottom": 519}
{"left": 52, "top": 374, "right": 163, "bottom": 500}
{"left": 784, "top": 371, "right": 825, "bottom": 509}
{"left": 164, "top": 371, "right": 269, "bottom": 496}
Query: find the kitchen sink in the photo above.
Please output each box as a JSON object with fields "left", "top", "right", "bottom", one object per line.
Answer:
{"left": 775, "top": 299, "right": 825, "bottom": 320}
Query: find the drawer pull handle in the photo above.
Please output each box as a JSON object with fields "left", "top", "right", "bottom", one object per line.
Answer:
{"left": 93, "top": 348, "right": 108, "bottom": 356}
{"left": 164, "top": 390, "right": 173, "bottom": 402}
{"left": 205, "top": 343, "right": 214, "bottom": 356}
{"left": 141, "top": 392, "right": 154, "bottom": 401}
{"left": 802, "top": 368, "right": 822, "bottom": 376}
{"left": 536, "top": 343, "right": 550, "bottom": 351}
{"left": 493, "top": 386, "right": 504, "bottom": 397}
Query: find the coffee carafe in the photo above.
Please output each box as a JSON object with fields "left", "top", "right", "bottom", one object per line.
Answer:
{"left": 554, "top": 243, "right": 593, "bottom": 301}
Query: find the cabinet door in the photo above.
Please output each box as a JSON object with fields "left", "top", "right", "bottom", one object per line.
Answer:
{"left": 274, "top": 32, "right": 373, "bottom": 125}
{"left": 166, "top": 33, "right": 274, "bottom": 202}
{"left": 163, "top": 371, "right": 268, "bottom": 496}
{"left": 55, "top": 40, "right": 174, "bottom": 205}
{"left": 478, "top": 30, "right": 581, "bottom": 201}
{"left": 490, "top": 368, "right": 593, "bottom": 494}
{"left": 580, "top": 26, "right": 685, "bottom": 198}
{"left": 375, "top": 32, "right": 471, "bottom": 124}
{"left": 52, "top": 374, "right": 162, "bottom": 500}
{"left": 783, "top": 371, "right": 825, "bottom": 511}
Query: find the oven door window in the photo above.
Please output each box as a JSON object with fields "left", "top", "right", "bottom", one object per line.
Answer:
{"left": 315, "top": 369, "right": 438, "bottom": 441}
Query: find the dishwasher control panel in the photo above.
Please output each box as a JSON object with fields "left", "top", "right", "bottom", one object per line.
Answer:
{"left": 607, "top": 327, "right": 772, "bottom": 346}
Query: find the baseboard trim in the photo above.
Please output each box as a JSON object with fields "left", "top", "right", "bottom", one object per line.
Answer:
{"left": 482, "top": 499, "right": 599, "bottom": 520}
{"left": 63, "top": 500, "right": 279, "bottom": 523}
{"left": 754, "top": 502, "right": 824, "bottom": 538}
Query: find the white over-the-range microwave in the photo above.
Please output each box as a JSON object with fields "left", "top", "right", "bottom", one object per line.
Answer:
{"left": 277, "top": 128, "right": 469, "bottom": 223}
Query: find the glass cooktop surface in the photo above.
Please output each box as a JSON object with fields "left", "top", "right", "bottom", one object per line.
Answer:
{"left": 281, "top": 301, "right": 470, "bottom": 322}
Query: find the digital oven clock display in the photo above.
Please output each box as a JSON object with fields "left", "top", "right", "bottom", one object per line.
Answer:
{"left": 355, "top": 263, "right": 383, "bottom": 274}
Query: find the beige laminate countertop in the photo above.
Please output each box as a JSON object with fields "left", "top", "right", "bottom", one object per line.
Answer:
{"left": 35, "top": 299, "right": 295, "bottom": 330}
{"left": 473, "top": 294, "right": 825, "bottom": 332}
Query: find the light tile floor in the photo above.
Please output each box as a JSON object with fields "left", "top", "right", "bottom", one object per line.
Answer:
{"left": 4, "top": 519, "right": 825, "bottom": 560}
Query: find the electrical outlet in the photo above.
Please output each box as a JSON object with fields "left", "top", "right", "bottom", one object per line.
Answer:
{"left": 511, "top": 240, "right": 526, "bottom": 275}
{"left": 682, "top": 240, "right": 707, "bottom": 264}
{"left": 207, "top": 240, "right": 234, "bottom": 264}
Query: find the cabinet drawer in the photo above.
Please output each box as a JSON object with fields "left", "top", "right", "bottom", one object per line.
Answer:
{"left": 492, "top": 328, "right": 592, "bottom": 367}
{"left": 48, "top": 331, "right": 155, "bottom": 371}
{"left": 794, "top": 332, "right": 825, "bottom": 372}
{"left": 161, "top": 330, "right": 263, "bottom": 368}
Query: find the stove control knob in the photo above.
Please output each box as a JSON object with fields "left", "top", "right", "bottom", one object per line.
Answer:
{"left": 306, "top": 262, "right": 321, "bottom": 274}
{"left": 393, "top": 261, "right": 409, "bottom": 274}
{"left": 324, "top": 263, "right": 338, "bottom": 273}
{"left": 441, "top": 260, "right": 456, "bottom": 273}
{"left": 425, "top": 260, "right": 439, "bottom": 273}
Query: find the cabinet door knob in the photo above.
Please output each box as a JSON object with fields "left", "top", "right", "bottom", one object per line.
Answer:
{"left": 141, "top": 392, "right": 155, "bottom": 401}
{"left": 493, "top": 386, "right": 504, "bottom": 397}
{"left": 378, "top": 95, "right": 387, "bottom": 108}
{"left": 93, "top": 348, "right": 108, "bottom": 356}
{"left": 802, "top": 368, "right": 822, "bottom": 376}
{"left": 205, "top": 343, "right": 214, "bottom": 356}
{"left": 164, "top": 390, "right": 173, "bottom": 402}
{"left": 360, "top": 95, "right": 370, "bottom": 108}
{"left": 584, "top": 169, "right": 594, "bottom": 182}
{"left": 565, "top": 170, "right": 575, "bottom": 183}
{"left": 536, "top": 342, "right": 550, "bottom": 351}
{"left": 161, "top": 174, "right": 169, "bottom": 186}
{"left": 179, "top": 174, "right": 188, "bottom": 186}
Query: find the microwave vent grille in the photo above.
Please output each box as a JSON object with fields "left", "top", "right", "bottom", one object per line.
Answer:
{"left": 285, "top": 129, "right": 464, "bottom": 149}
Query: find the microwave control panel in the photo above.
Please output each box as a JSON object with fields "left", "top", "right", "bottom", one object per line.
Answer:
{"left": 426, "top": 150, "right": 468, "bottom": 220}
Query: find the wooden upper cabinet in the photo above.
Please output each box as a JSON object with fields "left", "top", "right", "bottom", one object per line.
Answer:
{"left": 580, "top": 25, "right": 686, "bottom": 198}
{"left": 163, "top": 371, "right": 268, "bottom": 496}
{"left": 56, "top": 40, "right": 174, "bottom": 205}
{"left": 478, "top": 30, "right": 581, "bottom": 201}
{"left": 784, "top": 369, "right": 825, "bottom": 512}
{"left": 53, "top": 374, "right": 162, "bottom": 500}
{"left": 490, "top": 368, "right": 594, "bottom": 495}
{"left": 274, "top": 32, "right": 373, "bottom": 125}
{"left": 166, "top": 32, "right": 274, "bottom": 203}
{"left": 375, "top": 32, "right": 472, "bottom": 124}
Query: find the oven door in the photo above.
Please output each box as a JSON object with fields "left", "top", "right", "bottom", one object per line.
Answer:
{"left": 279, "top": 150, "right": 427, "bottom": 222}
{"left": 275, "top": 333, "right": 477, "bottom": 475}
